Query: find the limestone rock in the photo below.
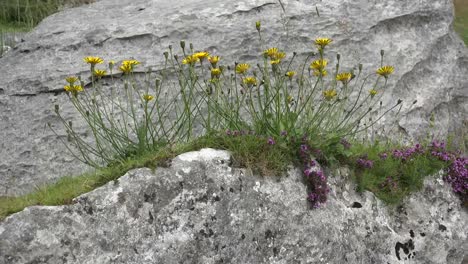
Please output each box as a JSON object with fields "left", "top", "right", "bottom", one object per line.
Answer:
{"left": 0, "top": 148, "right": 466, "bottom": 263}
{"left": 0, "top": 0, "right": 467, "bottom": 195}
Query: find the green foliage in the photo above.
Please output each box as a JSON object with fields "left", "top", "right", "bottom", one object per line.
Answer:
{"left": 346, "top": 142, "right": 447, "bottom": 205}
{"left": 455, "top": 0, "right": 468, "bottom": 45}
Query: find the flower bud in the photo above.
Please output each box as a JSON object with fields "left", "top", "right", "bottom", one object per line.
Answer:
{"left": 155, "top": 78, "right": 161, "bottom": 88}
{"left": 163, "top": 52, "right": 169, "bottom": 60}
{"left": 168, "top": 44, "right": 172, "bottom": 51}
{"left": 358, "top": 63, "right": 363, "bottom": 72}
{"left": 68, "top": 121, "right": 73, "bottom": 128}
{"left": 336, "top": 53, "right": 341, "bottom": 61}
{"left": 54, "top": 104, "right": 59, "bottom": 113}
{"left": 255, "top": 21, "right": 261, "bottom": 31}
{"left": 189, "top": 43, "right": 193, "bottom": 51}
{"left": 397, "top": 99, "right": 403, "bottom": 105}
{"left": 380, "top": 49, "right": 385, "bottom": 57}
{"left": 180, "top": 41, "right": 185, "bottom": 50}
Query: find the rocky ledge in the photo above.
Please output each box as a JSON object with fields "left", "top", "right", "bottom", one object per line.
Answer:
{"left": 0, "top": 149, "right": 466, "bottom": 263}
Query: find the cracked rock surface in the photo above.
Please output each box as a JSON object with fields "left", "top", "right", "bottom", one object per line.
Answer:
{"left": 0, "top": 148, "right": 466, "bottom": 263}
{"left": 0, "top": 0, "right": 467, "bottom": 195}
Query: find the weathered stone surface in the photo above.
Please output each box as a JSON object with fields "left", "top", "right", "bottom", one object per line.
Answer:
{"left": 0, "top": 149, "right": 466, "bottom": 263}
{"left": 0, "top": 0, "right": 467, "bottom": 195}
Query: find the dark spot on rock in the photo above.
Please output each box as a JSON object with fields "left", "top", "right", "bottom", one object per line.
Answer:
{"left": 137, "top": 7, "right": 145, "bottom": 11}
{"left": 410, "top": 230, "right": 414, "bottom": 238}
{"left": 144, "top": 192, "right": 156, "bottom": 202}
{"left": 395, "top": 239, "right": 414, "bottom": 261}
{"left": 241, "top": 234, "right": 245, "bottom": 240}
{"left": 208, "top": 229, "right": 214, "bottom": 237}
{"left": 118, "top": 192, "right": 126, "bottom": 204}
{"left": 148, "top": 211, "right": 154, "bottom": 224}
{"left": 214, "top": 195, "right": 221, "bottom": 202}
{"left": 229, "top": 187, "right": 234, "bottom": 192}
{"left": 200, "top": 229, "right": 206, "bottom": 237}
{"left": 438, "top": 224, "right": 447, "bottom": 232}
{"left": 447, "top": 207, "right": 453, "bottom": 213}
{"left": 221, "top": 245, "right": 226, "bottom": 249}
{"left": 220, "top": 186, "right": 225, "bottom": 191}
{"left": 133, "top": 247, "right": 138, "bottom": 253}
{"left": 179, "top": 181, "right": 184, "bottom": 188}
{"left": 351, "top": 202, "right": 362, "bottom": 208}
{"left": 84, "top": 205, "right": 93, "bottom": 215}
{"left": 273, "top": 247, "right": 279, "bottom": 257}
{"left": 113, "top": 179, "right": 119, "bottom": 186}
{"left": 197, "top": 194, "right": 208, "bottom": 203}
{"left": 189, "top": 206, "right": 195, "bottom": 211}
{"left": 265, "top": 229, "right": 275, "bottom": 239}
{"left": 420, "top": 232, "right": 426, "bottom": 237}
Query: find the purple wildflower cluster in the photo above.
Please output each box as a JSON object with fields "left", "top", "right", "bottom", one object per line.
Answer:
{"left": 340, "top": 138, "right": 351, "bottom": 150}
{"left": 356, "top": 155, "right": 373, "bottom": 168}
{"left": 382, "top": 140, "right": 467, "bottom": 198}
{"left": 300, "top": 142, "right": 330, "bottom": 208}
{"left": 391, "top": 143, "right": 424, "bottom": 161}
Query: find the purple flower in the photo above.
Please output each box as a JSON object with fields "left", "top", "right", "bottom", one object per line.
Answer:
{"left": 340, "top": 138, "right": 351, "bottom": 150}
{"left": 280, "top": 130, "right": 288, "bottom": 137}
{"left": 379, "top": 153, "right": 388, "bottom": 160}
{"left": 233, "top": 130, "right": 240, "bottom": 136}
{"left": 225, "top": 129, "right": 232, "bottom": 136}
{"left": 357, "top": 158, "right": 373, "bottom": 168}
{"left": 267, "top": 137, "right": 275, "bottom": 145}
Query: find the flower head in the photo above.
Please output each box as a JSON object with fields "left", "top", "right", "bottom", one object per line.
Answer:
{"left": 243, "top": 76, "right": 257, "bottom": 86}
{"left": 64, "top": 84, "right": 83, "bottom": 95}
{"left": 270, "top": 59, "right": 281, "bottom": 65}
{"left": 119, "top": 64, "right": 133, "bottom": 74}
{"left": 255, "top": 21, "right": 261, "bottom": 31}
{"left": 84, "top": 56, "right": 103, "bottom": 65}
{"left": 122, "top": 60, "right": 140, "bottom": 66}
{"left": 267, "top": 137, "right": 276, "bottom": 145}
{"left": 315, "top": 38, "right": 332, "bottom": 49}
{"left": 336, "top": 72, "right": 352, "bottom": 84}
{"left": 310, "top": 59, "right": 327, "bottom": 71}
{"left": 182, "top": 55, "right": 200, "bottom": 65}
{"left": 313, "top": 69, "right": 328, "bottom": 77}
{"left": 65, "top": 76, "right": 79, "bottom": 85}
{"left": 194, "top": 51, "right": 210, "bottom": 61}
{"left": 376, "top": 66, "right": 394, "bottom": 78}
{"left": 143, "top": 94, "right": 154, "bottom": 101}
{"left": 369, "top": 89, "right": 378, "bottom": 97}
{"left": 208, "top": 56, "right": 220, "bottom": 66}
{"left": 211, "top": 68, "right": 222, "bottom": 78}
{"left": 236, "top": 63, "right": 250, "bottom": 74}
{"left": 323, "top": 89, "right": 337, "bottom": 100}
{"left": 286, "top": 71, "right": 296, "bottom": 81}
{"left": 264, "top": 47, "right": 279, "bottom": 58}
{"left": 93, "top": 69, "right": 107, "bottom": 78}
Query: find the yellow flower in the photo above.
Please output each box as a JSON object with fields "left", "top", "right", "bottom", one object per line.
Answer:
{"left": 182, "top": 55, "right": 200, "bottom": 65}
{"left": 315, "top": 38, "right": 332, "bottom": 49}
{"left": 313, "top": 69, "right": 328, "bottom": 77}
{"left": 376, "top": 66, "right": 394, "bottom": 78}
{"left": 122, "top": 60, "right": 140, "bottom": 66}
{"left": 270, "top": 59, "right": 281, "bottom": 65}
{"left": 109, "top": 60, "right": 115, "bottom": 65}
{"left": 236, "top": 63, "right": 250, "bottom": 74}
{"left": 287, "top": 95, "right": 294, "bottom": 104}
{"left": 84, "top": 56, "right": 103, "bottom": 65}
{"left": 285, "top": 71, "right": 296, "bottom": 79}
{"left": 194, "top": 51, "right": 210, "bottom": 61}
{"left": 119, "top": 63, "right": 133, "bottom": 74}
{"left": 64, "top": 85, "right": 83, "bottom": 94}
{"left": 65, "top": 76, "right": 78, "bottom": 85}
{"left": 336, "top": 72, "right": 352, "bottom": 84}
{"left": 211, "top": 68, "right": 222, "bottom": 78}
{"left": 323, "top": 89, "right": 337, "bottom": 101}
{"left": 256, "top": 21, "right": 261, "bottom": 31}
{"left": 208, "top": 56, "right": 220, "bottom": 66}
{"left": 93, "top": 69, "right": 107, "bottom": 78}
{"left": 143, "top": 94, "right": 154, "bottom": 101}
{"left": 264, "top": 47, "right": 279, "bottom": 58}
{"left": 310, "top": 59, "right": 328, "bottom": 70}
{"left": 369, "top": 89, "right": 378, "bottom": 97}
{"left": 243, "top": 76, "right": 257, "bottom": 86}
{"left": 272, "top": 51, "right": 286, "bottom": 60}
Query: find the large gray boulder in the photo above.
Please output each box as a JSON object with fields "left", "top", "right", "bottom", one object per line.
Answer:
{"left": 0, "top": 148, "right": 466, "bottom": 263}
{"left": 0, "top": 0, "right": 467, "bottom": 195}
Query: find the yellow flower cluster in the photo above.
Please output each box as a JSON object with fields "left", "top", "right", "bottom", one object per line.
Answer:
{"left": 64, "top": 84, "right": 84, "bottom": 94}
{"left": 310, "top": 59, "right": 328, "bottom": 76}
{"left": 119, "top": 60, "right": 140, "bottom": 74}
{"left": 182, "top": 51, "right": 210, "bottom": 65}
{"left": 264, "top": 47, "right": 286, "bottom": 65}
{"left": 285, "top": 71, "right": 296, "bottom": 80}
{"left": 93, "top": 69, "right": 107, "bottom": 78}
